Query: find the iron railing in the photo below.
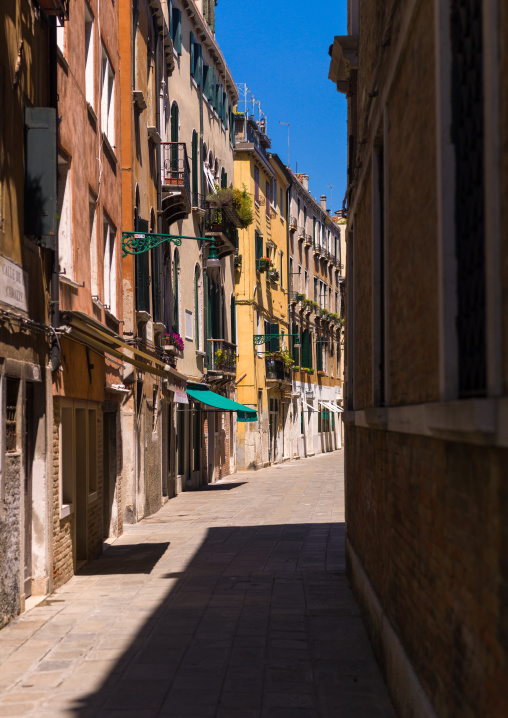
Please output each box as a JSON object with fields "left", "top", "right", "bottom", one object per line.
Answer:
{"left": 265, "top": 357, "right": 291, "bottom": 383}
{"left": 207, "top": 338, "right": 237, "bottom": 374}
{"left": 192, "top": 192, "right": 206, "bottom": 211}
{"left": 205, "top": 206, "right": 239, "bottom": 249}
{"left": 161, "top": 142, "right": 190, "bottom": 197}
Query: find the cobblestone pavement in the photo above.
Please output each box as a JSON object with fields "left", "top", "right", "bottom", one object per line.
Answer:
{"left": 0, "top": 451, "right": 396, "bottom": 718}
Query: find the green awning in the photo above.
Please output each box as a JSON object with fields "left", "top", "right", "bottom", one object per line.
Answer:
{"left": 187, "top": 383, "right": 258, "bottom": 423}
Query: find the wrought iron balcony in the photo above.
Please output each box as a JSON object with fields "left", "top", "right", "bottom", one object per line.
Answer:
{"left": 192, "top": 192, "right": 206, "bottom": 213}
{"left": 205, "top": 206, "right": 239, "bottom": 258}
{"left": 161, "top": 142, "right": 191, "bottom": 225}
{"left": 265, "top": 357, "right": 291, "bottom": 384}
{"left": 206, "top": 339, "right": 237, "bottom": 375}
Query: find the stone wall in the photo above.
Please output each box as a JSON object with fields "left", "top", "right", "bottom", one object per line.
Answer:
{"left": 0, "top": 454, "right": 21, "bottom": 628}
{"left": 346, "top": 424, "right": 508, "bottom": 718}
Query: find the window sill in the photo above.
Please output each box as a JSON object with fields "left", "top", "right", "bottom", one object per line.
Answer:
{"left": 196, "top": 349, "right": 207, "bottom": 357}
{"left": 59, "top": 274, "right": 82, "bottom": 289}
{"left": 87, "top": 102, "right": 97, "bottom": 125}
{"left": 344, "top": 397, "right": 508, "bottom": 448}
{"left": 104, "top": 307, "right": 120, "bottom": 325}
{"left": 102, "top": 132, "right": 117, "bottom": 163}
{"left": 60, "top": 504, "right": 73, "bottom": 519}
{"left": 57, "top": 47, "right": 69, "bottom": 70}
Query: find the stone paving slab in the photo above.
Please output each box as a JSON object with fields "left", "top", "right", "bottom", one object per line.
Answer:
{"left": 0, "top": 451, "right": 396, "bottom": 717}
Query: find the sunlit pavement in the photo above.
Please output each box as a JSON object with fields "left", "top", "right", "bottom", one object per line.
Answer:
{"left": 0, "top": 451, "right": 396, "bottom": 717}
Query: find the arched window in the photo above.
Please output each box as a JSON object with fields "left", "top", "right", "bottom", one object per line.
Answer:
{"left": 173, "top": 249, "right": 179, "bottom": 332}
{"left": 192, "top": 130, "right": 198, "bottom": 206}
{"left": 194, "top": 265, "right": 200, "bottom": 349}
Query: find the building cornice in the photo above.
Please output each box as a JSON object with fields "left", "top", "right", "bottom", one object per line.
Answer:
{"left": 181, "top": 0, "right": 239, "bottom": 102}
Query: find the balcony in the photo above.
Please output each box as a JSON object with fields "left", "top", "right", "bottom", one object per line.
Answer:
{"left": 290, "top": 216, "right": 297, "bottom": 231}
{"left": 206, "top": 339, "right": 237, "bottom": 375}
{"left": 265, "top": 357, "right": 291, "bottom": 384}
{"left": 205, "top": 206, "right": 239, "bottom": 258}
{"left": 304, "top": 234, "right": 313, "bottom": 246}
{"left": 191, "top": 192, "right": 206, "bottom": 214}
{"left": 161, "top": 142, "right": 191, "bottom": 225}
{"left": 298, "top": 227, "right": 306, "bottom": 241}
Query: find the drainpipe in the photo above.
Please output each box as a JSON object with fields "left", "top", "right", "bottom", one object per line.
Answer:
{"left": 49, "top": 17, "right": 60, "bottom": 372}
{"left": 155, "top": 15, "right": 163, "bottom": 319}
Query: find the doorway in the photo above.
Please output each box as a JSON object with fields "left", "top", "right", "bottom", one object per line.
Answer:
{"left": 268, "top": 398, "right": 279, "bottom": 464}
{"left": 102, "top": 412, "right": 118, "bottom": 539}
{"left": 23, "top": 383, "right": 34, "bottom": 598}
{"left": 207, "top": 411, "right": 215, "bottom": 483}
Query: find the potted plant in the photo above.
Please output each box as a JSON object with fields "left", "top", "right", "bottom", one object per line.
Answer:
{"left": 307, "top": 368, "right": 315, "bottom": 375}
{"left": 258, "top": 257, "right": 270, "bottom": 272}
{"left": 292, "top": 365, "right": 300, "bottom": 372}
{"left": 164, "top": 331, "right": 184, "bottom": 356}
{"left": 317, "top": 370, "right": 326, "bottom": 376}
{"left": 296, "top": 293, "right": 306, "bottom": 302}
{"left": 268, "top": 269, "right": 279, "bottom": 282}
{"left": 234, "top": 255, "right": 242, "bottom": 268}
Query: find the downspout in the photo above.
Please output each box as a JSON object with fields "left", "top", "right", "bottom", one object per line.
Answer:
{"left": 49, "top": 16, "right": 60, "bottom": 372}
{"left": 155, "top": 15, "right": 163, "bottom": 313}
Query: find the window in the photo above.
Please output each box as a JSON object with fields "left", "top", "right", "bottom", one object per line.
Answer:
{"left": 279, "top": 250, "right": 284, "bottom": 289}
{"left": 254, "top": 166, "right": 259, "bottom": 204}
{"left": 230, "top": 296, "right": 236, "bottom": 346}
{"left": 103, "top": 216, "right": 116, "bottom": 315}
{"left": 172, "top": 5, "right": 182, "bottom": 54}
{"left": 265, "top": 181, "right": 270, "bottom": 217}
{"left": 280, "top": 187, "right": 283, "bottom": 216}
{"left": 185, "top": 309, "right": 193, "bottom": 340}
{"left": 191, "top": 131, "right": 199, "bottom": 205}
{"left": 314, "top": 278, "right": 318, "bottom": 303}
{"left": 255, "top": 230, "right": 263, "bottom": 269}
{"left": 57, "top": 153, "right": 73, "bottom": 280}
{"left": 85, "top": 5, "right": 94, "bottom": 108}
{"left": 56, "top": 18, "right": 65, "bottom": 56}
{"left": 101, "top": 44, "right": 115, "bottom": 145}
{"left": 89, "top": 194, "right": 97, "bottom": 295}
{"left": 190, "top": 34, "right": 202, "bottom": 85}
{"left": 272, "top": 179, "right": 277, "bottom": 209}
{"left": 5, "top": 379, "right": 20, "bottom": 453}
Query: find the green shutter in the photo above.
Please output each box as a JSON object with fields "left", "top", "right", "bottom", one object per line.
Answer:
{"left": 151, "top": 247, "right": 162, "bottom": 323}
{"left": 135, "top": 217, "right": 150, "bottom": 313}
{"left": 173, "top": 251, "right": 179, "bottom": 332}
{"left": 192, "top": 131, "right": 198, "bottom": 205}
{"left": 24, "top": 107, "right": 57, "bottom": 245}
{"left": 292, "top": 322, "right": 300, "bottom": 365}
{"left": 231, "top": 296, "right": 236, "bottom": 345}
{"left": 190, "top": 32, "right": 195, "bottom": 76}
{"left": 172, "top": 8, "right": 181, "bottom": 54}
{"left": 194, "top": 267, "right": 200, "bottom": 349}
{"left": 255, "top": 231, "right": 263, "bottom": 264}
{"left": 223, "top": 93, "right": 228, "bottom": 128}
{"left": 195, "top": 43, "right": 202, "bottom": 86}
{"left": 316, "top": 340, "right": 323, "bottom": 371}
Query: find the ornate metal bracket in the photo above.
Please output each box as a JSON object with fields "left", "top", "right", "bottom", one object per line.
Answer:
{"left": 122, "top": 232, "right": 210, "bottom": 257}
{"left": 253, "top": 334, "right": 299, "bottom": 346}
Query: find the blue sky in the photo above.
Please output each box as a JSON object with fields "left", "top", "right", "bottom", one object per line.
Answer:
{"left": 215, "top": 1, "right": 348, "bottom": 214}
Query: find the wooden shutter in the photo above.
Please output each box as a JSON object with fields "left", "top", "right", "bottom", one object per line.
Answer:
{"left": 190, "top": 32, "right": 195, "bottom": 76}
{"left": 192, "top": 131, "right": 198, "bottom": 204}
{"left": 172, "top": 8, "right": 181, "bottom": 54}
{"left": 231, "top": 296, "right": 236, "bottom": 346}
{"left": 266, "top": 181, "right": 270, "bottom": 216}
{"left": 24, "top": 108, "right": 58, "bottom": 246}
{"left": 223, "top": 93, "right": 228, "bottom": 128}
{"left": 255, "top": 231, "right": 263, "bottom": 262}
{"left": 135, "top": 217, "right": 150, "bottom": 313}
{"left": 151, "top": 247, "right": 162, "bottom": 323}
{"left": 292, "top": 322, "right": 300, "bottom": 364}
{"left": 196, "top": 44, "right": 202, "bottom": 86}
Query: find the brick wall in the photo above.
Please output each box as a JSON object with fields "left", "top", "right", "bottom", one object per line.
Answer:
{"left": 346, "top": 424, "right": 508, "bottom": 718}
{"left": 386, "top": 0, "right": 439, "bottom": 406}
{"left": 353, "top": 185, "right": 373, "bottom": 409}
{"left": 52, "top": 398, "right": 74, "bottom": 588}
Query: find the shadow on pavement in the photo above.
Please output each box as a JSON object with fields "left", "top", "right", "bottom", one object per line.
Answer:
{"left": 77, "top": 542, "right": 170, "bottom": 576}
{"left": 64, "top": 522, "right": 395, "bottom": 718}
{"left": 195, "top": 481, "right": 249, "bottom": 491}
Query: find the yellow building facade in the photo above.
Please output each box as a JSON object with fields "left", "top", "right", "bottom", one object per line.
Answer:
{"left": 233, "top": 104, "right": 291, "bottom": 469}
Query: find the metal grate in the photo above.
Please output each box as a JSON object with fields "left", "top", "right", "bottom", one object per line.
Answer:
{"left": 451, "top": 0, "right": 486, "bottom": 396}
{"left": 5, "top": 379, "right": 20, "bottom": 453}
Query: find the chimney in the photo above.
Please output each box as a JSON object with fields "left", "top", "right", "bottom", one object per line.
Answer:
{"left": 294, "top": 172, "right": 309, "bottom": 191}
{"left": 320, "top": 195, "right": 327, "bottom": 211}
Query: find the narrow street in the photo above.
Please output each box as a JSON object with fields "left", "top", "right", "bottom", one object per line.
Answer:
{"left": 0, "top": 452, "right": 395, "bottom": 718}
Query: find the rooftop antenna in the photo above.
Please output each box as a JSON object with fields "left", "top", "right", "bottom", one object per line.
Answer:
{"left": 328, "top": 184, "right": 333, "bottom": 214}
{"left": 279, "top": 121, "right": 290, "bottom": 167}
